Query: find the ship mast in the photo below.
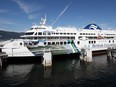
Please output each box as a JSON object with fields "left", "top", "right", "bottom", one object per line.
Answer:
{"left": 40, "top": 15, "right": 46, "bottom": 26}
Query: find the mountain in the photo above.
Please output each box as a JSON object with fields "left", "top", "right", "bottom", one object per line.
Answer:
{"left": 0, "top": 30, "right": 24, "bottom": 41}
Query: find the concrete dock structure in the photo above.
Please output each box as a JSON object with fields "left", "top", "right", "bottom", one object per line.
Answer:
{"left": 0, "top": 49, "right": 8, "bottom": 67}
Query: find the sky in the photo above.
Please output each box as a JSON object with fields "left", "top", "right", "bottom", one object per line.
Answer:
{"left": 0, "top": 0, "right": 116, "bottom": 32}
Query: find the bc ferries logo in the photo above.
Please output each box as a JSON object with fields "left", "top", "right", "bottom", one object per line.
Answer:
{"left": 90, "top": 24, "right": 97, "bottom": 30}
{"left": 84, "top": 23, "right": 102, "bottom": 30}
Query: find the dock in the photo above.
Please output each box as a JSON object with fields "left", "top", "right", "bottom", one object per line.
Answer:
{"left": 32, "top": 48, "right": 79, "bottom": 66}
{"left": 79, "top": 46, "right": 116, "bottom": 62}
{"left": 0, "top": 40, "right": 116, "bottom": 67}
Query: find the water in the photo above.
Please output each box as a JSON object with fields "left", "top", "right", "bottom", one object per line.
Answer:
{"left": 0, "top": 54, "right": 116, "bottom": 87}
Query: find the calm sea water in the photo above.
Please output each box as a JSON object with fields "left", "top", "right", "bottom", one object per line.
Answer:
{"left": 0, "top": 54, "right": 116, "bottom": 87}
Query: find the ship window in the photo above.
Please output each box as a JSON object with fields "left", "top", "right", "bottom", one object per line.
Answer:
{"left": 113, "top": 40, "right": 114, "bottom": 43}
{"left": 24, "top": 43, "right": 27, "bottom": 46}
{"left": 67, "top": 33, "right": 70, "bottom": 35}
{"left": 48, "top": 32, "right": 51, "bottom": 35}
{"left": 71, "top": 37, "right": 75, "bottom": 39}
{"left": 43, "top": 32, "right": 46, "bottom": 35}
{"left": 94, "top": 41, "right": 96, "bottom": 43}
{"left": 29, "top": 43, "right": 32, "bottom": 45}
{"left": 74, "top": 33, "right": 76, "bottom": 35}
{"left": 109, "top": 40, "right": 110, "bottom": 43}
{"left": 77, "top": 41, "right": 80, "bottom": 44}
{"left": 64, "top": 42, "right": 66, "bottom": 45}
{"left": 38, "top": 32, "right": 42, "bottom": 35}
{"left": 64, "top": 33, "right": 66, "bottom": 35}
{"left": 52, "top": 42, "right": 55, "bottom": 45}
{"left": 48, "top": 42, "right": 51, "bottom": 45}
{"left": 34, "top": 37, "right": 37, "bottom": 39}
{"left": 60, "top": 42, "right": 63, "bottom": 45}
{"left": 35, "top": 32, "right": 37, "bottom": 35}
{"left": 35, "top": 27, "right": 39, "bottom": 29}
{"left": 56, "top": 42, "right": 59, "bottom": 45}
{"left": 33, "top": 42, "right": 38, "bottom": 45}
{"left": 25, "top": 32, "right": 34, "bottom": 35}
{"left": 20, "top": 43, "right": 22, "bottom": 45}
{"left": 44, "top": 42, "right": 46, "bottom": 45}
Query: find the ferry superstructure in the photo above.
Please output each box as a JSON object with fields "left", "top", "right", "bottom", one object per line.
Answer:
{"left": 21, "top": 17, "right": 116, "bottom": 52}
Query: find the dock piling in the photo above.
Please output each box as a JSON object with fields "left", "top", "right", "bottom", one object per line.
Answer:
{"left": 80, "top": 48, "right": 92, "bottom": 62}
{"left": 107, "top": 47, "right": 116, "bottom": 60}
{"left": 42, "top": 51, "right": 52, "bottom": 66}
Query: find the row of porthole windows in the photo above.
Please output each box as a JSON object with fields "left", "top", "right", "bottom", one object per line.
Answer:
{"left": 89, "top": 41, "right": 96, "bottom": 44}
{"left": 80, "top": 33, "right": 95, "bottom": 35}
{"left": 44, "top": 41, "right": 74, "bottom": 45}
{"left": 109, "top": 40, "right": 114, "bottom": 43}
{"left": 52, "top": 33, "right": 76, "bottom": 35}
{"left": 88, "top": 40, "right": 115, "bottom": 44}
{"left": 35, "top": 32, "right": 76, "bottom": 35}
{"left": 20, "top": 43, "right": 33, "bottom": 46}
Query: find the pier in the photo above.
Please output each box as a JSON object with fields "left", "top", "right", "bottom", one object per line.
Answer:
{"left": 0, "top": 43, "right": 116, "bottom": 67}
{"left": 79, "top": 46, "right": 116, "bottom": 62}
{"left": 37, "top": 48, "right": 79, "bottom": 66}
{"left": 41, "top": 47, "right": 116, "bottom": 66}
{"left": 107, "top": 47, "right": 116, "bottom": 60}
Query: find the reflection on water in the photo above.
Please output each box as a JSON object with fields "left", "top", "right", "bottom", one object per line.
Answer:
{"left": 44, "top": 66, "right": 52, "bottom": 78}
{"left": 0, "top": 64, "right": 34, "bottom": 87}
{"left": 0, "top": 54, "right": 116, "bottom": 87}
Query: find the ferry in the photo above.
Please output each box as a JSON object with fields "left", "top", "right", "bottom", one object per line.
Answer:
{"left": 21, "top": 17, "right": 116, "bottom": 51}
{"left": 1, "top": 16, "right": 116, "bottom": 57}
